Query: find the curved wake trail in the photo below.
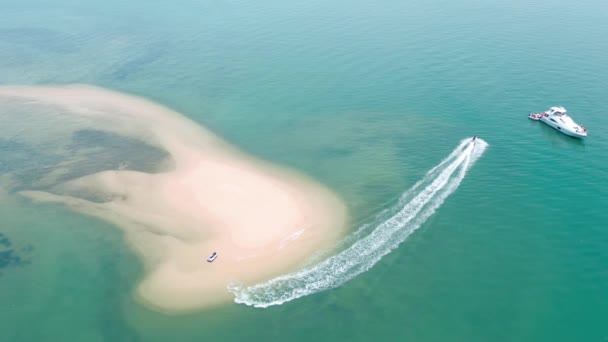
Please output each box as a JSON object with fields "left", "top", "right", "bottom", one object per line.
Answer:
{"left": 230, "top": 138, "right": 488, "bottom": 308}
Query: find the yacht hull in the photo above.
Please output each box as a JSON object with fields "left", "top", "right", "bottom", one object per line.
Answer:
{"left": 540, "top": 117, "right": 586, "bottom": 139}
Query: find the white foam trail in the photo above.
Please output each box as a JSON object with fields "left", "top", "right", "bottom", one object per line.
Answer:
{"left": 278, "top": 229, "right": 305, "bottom": 250}
{"left": 230, "top": 138, "right": 488, "bottom": 308}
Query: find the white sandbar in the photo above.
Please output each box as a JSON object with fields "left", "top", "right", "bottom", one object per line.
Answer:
{"left": 0, "top": 85, "right": 348, "bottom": 312}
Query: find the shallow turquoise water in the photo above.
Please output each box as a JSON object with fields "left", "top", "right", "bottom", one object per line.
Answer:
{"left": 1, "top": 0, "right": 608, "bottom": 340}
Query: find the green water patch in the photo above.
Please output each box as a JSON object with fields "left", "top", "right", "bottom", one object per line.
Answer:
{"left": 0, "top": 200, "right": 143, "bottom": 341}
{"left": 0, "top": 0, "right": 607, "bottom": 340}
{"left": 0, "top": 27, "right": 79, "bottom": 54}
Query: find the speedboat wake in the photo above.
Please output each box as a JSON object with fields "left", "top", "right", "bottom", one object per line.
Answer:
{"left": 229, "top": 137, "right": 488, "bottom": 308}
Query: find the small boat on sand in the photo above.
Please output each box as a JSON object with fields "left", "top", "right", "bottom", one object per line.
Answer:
{"left": 207, "top": 252, "right": 218, "bottom": 262}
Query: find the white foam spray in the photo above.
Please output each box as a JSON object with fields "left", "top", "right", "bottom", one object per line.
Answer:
{"left": 229, "top": 137, "right": 488, "bottom": 308}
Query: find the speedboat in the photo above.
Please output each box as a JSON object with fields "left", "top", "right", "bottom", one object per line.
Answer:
{"left": 530, "top": 106, "right": 587, "bottom": 138}
{"left": 207, "top": 252, "right": 218, "bottom": 262}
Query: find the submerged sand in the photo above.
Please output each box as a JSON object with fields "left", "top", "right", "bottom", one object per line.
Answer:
{"left": 0, "top": 85, "right": 348, "bottom": 312}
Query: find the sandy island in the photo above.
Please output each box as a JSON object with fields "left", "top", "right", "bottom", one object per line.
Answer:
{"left": 0, "top": 85, "right": 348, "bottom": 312}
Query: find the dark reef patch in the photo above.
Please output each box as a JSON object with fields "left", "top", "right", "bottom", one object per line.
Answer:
{"left": 0, "top": 233, "right": 32, "bottom": 273}
{"left": 0, "top": 128, "right": 172, "bottom": 195}
{"left": 68, "top": 129, "right": 170, "bottom": 174}
{"left": 110, "top": 43, "right": 166, "bottom": 81}
{"left": 0, "top": 138, "right": 63, "bottom": 188}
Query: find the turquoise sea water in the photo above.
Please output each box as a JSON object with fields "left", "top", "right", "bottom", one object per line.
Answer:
{"left": 1, "top": 0, "right": 608, "bottom": 340}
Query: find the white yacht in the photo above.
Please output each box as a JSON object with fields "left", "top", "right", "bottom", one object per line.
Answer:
{"left": 529, "top": 106, "right": 587, "bottom": 138}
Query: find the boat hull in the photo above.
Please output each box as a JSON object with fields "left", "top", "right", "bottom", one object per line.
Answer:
{"left": 540, "top": 117, "right": 587, "bottom": 139}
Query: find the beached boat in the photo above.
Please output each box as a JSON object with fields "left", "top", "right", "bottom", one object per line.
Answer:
{"left": 207, "top": 252, "right": 218, "bottom": 262}
{"left": 529, "top": 106, "right": 587, "bottom": 138}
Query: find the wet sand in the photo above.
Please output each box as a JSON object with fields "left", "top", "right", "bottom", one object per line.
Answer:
{"left": 0, "top": 85, "right": 348, "bottom": 312}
